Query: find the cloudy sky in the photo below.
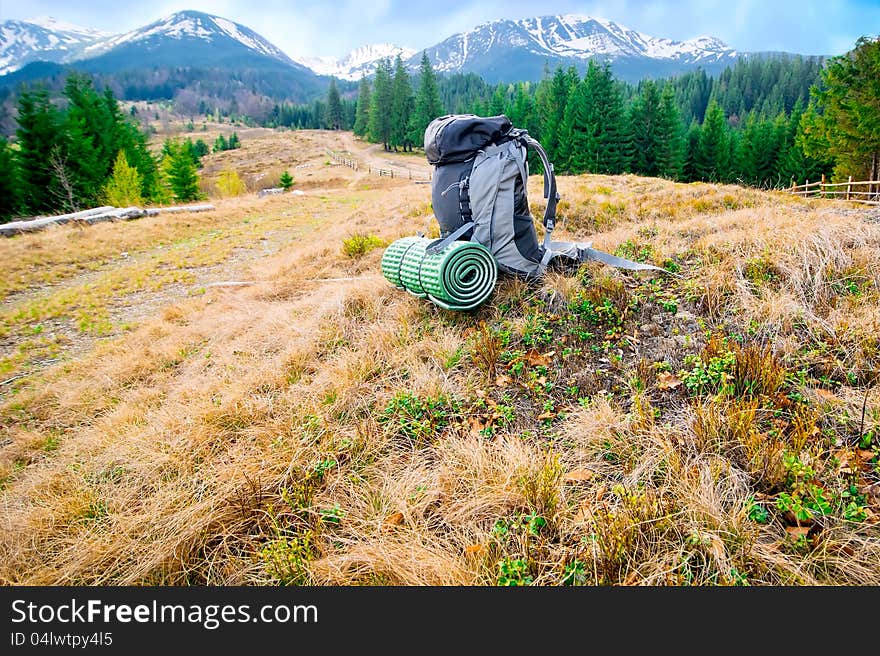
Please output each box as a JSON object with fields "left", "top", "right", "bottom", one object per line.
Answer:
{"left": 1, "top": 0, "right": 876, "bottom": 59}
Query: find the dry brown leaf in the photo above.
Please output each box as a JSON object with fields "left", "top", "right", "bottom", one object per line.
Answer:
{"left": 563, "top": 469, "right": 595, "bottom": 483}
{"left": 495, "top": 374, "right": 512, "bottom": 388}
{"left": 656, "top": 371, "right": 682, "bottom": 390}
{"left": 573, "top": 502, "right": 591, "bottom": 522}
{"left": 595, "top": 484, "right": 608, "bottom": 502}
{"left": 815, "top": 388, "right": 837, "bottom": 401}
{"left": 782, "top": 511, "right": 814, "bottom": 527}
{"left": 525, "top": 350, "right": 552, "bottom": 367}
{"left": 536, "top": 411, "right": 556, "bottom": 421}
{"left": 384, "top": 512, "right": 404, "bottom": 527}
{"left": 465, "top": 543, "right": 486, "bottom": 555}
{"left": 785, "top": 526, "right": 811, "bottom": 539}
{"left": 468, "top": 416, "right": 487, "bottom": 433}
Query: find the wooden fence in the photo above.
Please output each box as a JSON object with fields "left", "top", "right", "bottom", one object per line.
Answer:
{"left": 788, "top": 175, "right": 880, "bottom": 205}
{"left": 326, "top": 149, "right": 431, "bottom": 181}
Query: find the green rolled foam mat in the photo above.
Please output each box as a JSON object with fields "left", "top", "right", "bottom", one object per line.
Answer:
{"left": 381, "top": 236, "right": 498, "bottom": 311}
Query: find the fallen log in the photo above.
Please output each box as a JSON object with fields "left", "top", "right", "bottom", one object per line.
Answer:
{"left": 1, "top": 204, "right": 215, "bottom": 237}
{"left": 143, "top": 204, "right": 215, "bottom": 216}
{"left": 258, "top": 188, "right": 284, "bottom": 198}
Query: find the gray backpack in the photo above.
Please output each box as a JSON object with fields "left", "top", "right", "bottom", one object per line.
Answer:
{"left": 424, "top": 114, "right": 666, "bottom": 278}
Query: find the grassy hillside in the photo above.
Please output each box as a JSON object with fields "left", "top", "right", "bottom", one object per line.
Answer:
{"left": 1, "top": 131, "right": 878, "bottom": 585}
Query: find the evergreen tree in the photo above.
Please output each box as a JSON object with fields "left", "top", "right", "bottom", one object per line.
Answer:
{"left": 735, "top": 112, "right": 783, "bottom": 186}
{"left": 279, "top": 170, "right": 294, "bottom": 190}
{"left": 695, "top": 99, "right": 730, "bottom": 181}
{"left": 811, "top": 36, "right": 880, "bottom": 181}
{"left": 560, "top": 78, "right": 593, "bottom": 173}
{"left": 537, "top": 66, "right": 579, "bottom": 167}
{"left": 165, "top": 142, "right": 201, "bottom": 202}
{"left": 192, "top": 139, "right": 210, "bottom": 161}
{"left": 326, "top": 78, "right": 344, "bottom": 130}
{"left": 792, "top": 102, "right": 836, "bottom": 182}
{"left": 353, "top": 77, "right": 372, "bottom": 137}
{"left": 629, "top": 80, "right": 662, "bottom": 176}
{"left": 562, "top": 61, "right": 628, "bottom": 174}
{"left": 213, "top": 134, "right": 228, "bottom": 152}
{"left": 0, "top": 137, "right": 19, "bottom": 221}
{"left": 655, "top": 84, "right": 684, "bottom": 179}
{"left": 489, "top": 84, "right": 507, "bottom": 116}
{"left": 15, "top": 88, "right": 59, "bottom": 214}
{"left": 100, "top": 86, "right": 160, "bottom": 202}
{"left": 61, "top": 75, "right": 105, "bottom": 207}
{"left": 367, "top": 58, "right": 394, "bottom": 149}
{"left": 390, "top": 55, "right": 413, "bottom": 150}
{"left": 683, "top": 120, "right": 702, "bottom": 181}
{"left": 407, "top": 53, "right": 443, "bottom": 147}
{"left": 102, "top": 150, "right": 143, "bottom": 207}
{"left": 228, "top": 131, "right": 241, "bottom": 149}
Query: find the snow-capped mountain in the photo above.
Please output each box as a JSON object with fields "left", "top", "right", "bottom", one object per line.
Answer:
{"left": 413, "top": 14, "right": 741, "bottom": 82}
{"left": 0, "top": 10, "right": 325, "bottom": 104}
{"left": 297, "top": 44, "right": 417, "bottom": 81}
{"left": 0, "top": 17, "right": 107, "bottom": 75}
{"left": 80, "top": 10, "right": 300, "bottom": 68}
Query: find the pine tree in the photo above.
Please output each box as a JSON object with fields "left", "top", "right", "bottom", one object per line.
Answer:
{"left": 561, "top": 61, "right": 628, "bottom": 175}
{"left": 736, "top": 113, "right": 783, "bottom": 187}
{"left": 695, "top": 99, "right": 730, "bottom": 181}
{"left": 536, "top": 66, "right": 579, "bottom": 166}
{"left": 791, "top": 102, "right": 836, "bottom": 182}
{"left": 15, "top": 88, "right": 59, "bottom": 214}
{"left": 0, "top": 137, "right": 20, "bottom": 221}
{"left": 213, "top": 134, "right": 228, "bottom": 152}
{"left": 489, "top": 84, "right": 507, "bottom": 115}
{"left": 326, "top": 78, "right": 344, "bottom": 130}
{"left": 353, "top": 77, "right": 372, "bottom": 137}
{"left": 407, "top": 53, "right": 443, "bottom": 148}
{"left": 812, "top": 36, "right": 880, "bottom": 181}
{"left": 228, "top": 132, "right": 241, "bottom": 149}
{"left": 100, "top": 86, "right": 160, "bottom": 202}
{"left": 165, "top": 142, "right": 201, "bottom": 202}
{"left": 390, "top": 55, "right": 413, "bottom": 150}
{"left": 560, "top": 78, "right": 593, "bottom": 173}
{"left": 655, "top": 84, "right": 684, "bottom": 179}
{"left": 102, "top": 150, "right": 143, "bottom": 207}
{"left": 279, "top": 171, "right": 294, "bottom": 190}
{"left": 683, "top": 120, "right": 702, "bottom": 182}
{"left": 629, "top": 80, "right": 662, "bottom": 176}
{"left": 367, "top": 58, "right": 393, "bottom": 149}
{"left": 192, "top": 139, "right": 210, "bottom": 161}
{"left": 61, "top": 75, "right": 105, "bottom": 207}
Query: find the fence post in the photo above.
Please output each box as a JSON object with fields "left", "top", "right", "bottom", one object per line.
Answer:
{"left": 804, "top": 179, "right": 809, "bottom": 198}
{"left": 847, "top": 176, "right": 852, "bottom": 201}
{"left": 790, "top": 178, "right": 795, "bottom": 194}
{"left": 391, "top": 170, "right": 394, "bottom": 179}
{"left": 821, "top": 174, "right": 826, "bottom": 198}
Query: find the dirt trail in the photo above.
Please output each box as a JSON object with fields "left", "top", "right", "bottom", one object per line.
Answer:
{"left": 337, "top": 133, "right": 433, "bottom": 178}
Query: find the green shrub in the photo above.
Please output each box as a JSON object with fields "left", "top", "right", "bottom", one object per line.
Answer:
{"left": 342, "top": 233, "right": 385, "bottom": 258}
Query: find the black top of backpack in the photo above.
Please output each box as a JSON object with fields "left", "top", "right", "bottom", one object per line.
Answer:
{"left": 424, "top": 114, "right": 514, "bottom": 166}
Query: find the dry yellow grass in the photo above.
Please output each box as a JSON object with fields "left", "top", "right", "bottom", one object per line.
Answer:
{"left": 1, "top": 131, "right": 878, "bottom": 586}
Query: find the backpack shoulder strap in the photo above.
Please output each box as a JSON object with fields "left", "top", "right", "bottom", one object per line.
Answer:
{"left": 511, "top": 131, "right": 559, "bottom": 274}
